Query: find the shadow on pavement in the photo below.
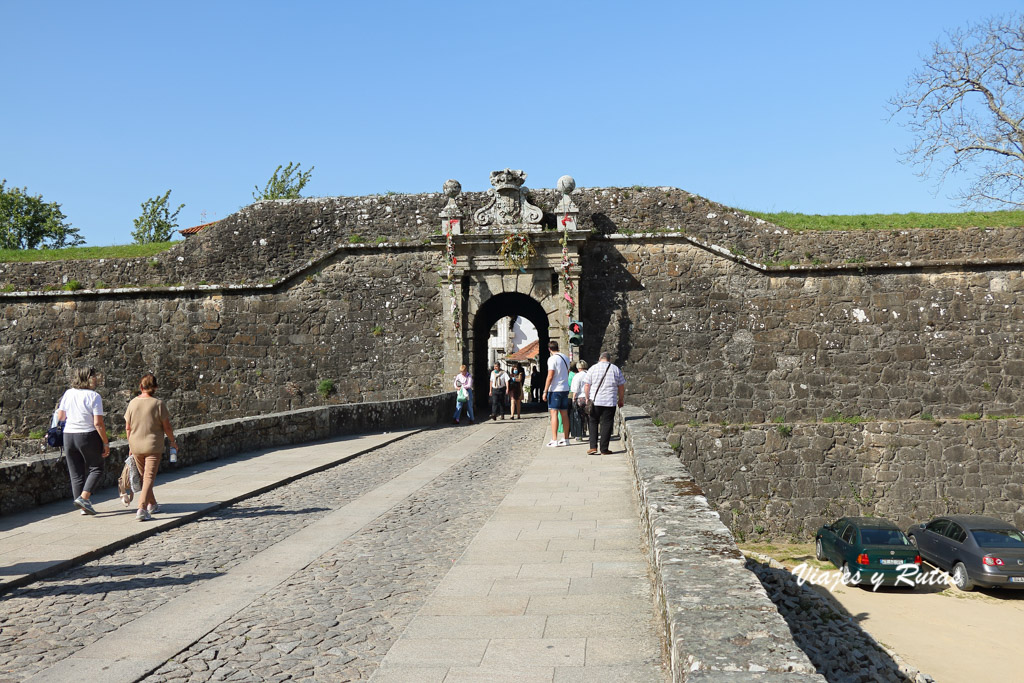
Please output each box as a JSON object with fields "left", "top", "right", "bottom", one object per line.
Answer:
{"left": 215, "top": 504, "right": 330, "bottom": 519}
{"left": 747, "top": 560, "right": 921, "bottom": 682}
{"left": 9, "top": 560, "right": 223, "bottom": 598}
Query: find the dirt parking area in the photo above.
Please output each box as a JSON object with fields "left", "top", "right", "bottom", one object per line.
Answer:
{"left": 743, "top": 543, "right": 1024, "bottom": 683}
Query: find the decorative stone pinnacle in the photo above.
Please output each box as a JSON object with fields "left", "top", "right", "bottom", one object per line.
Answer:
{"left": 555, "top": 174, "right": 579, "bottom": 225}
{"left": 440, "top": 179, "right": 465, "bottom": 222}
{"left": 443, "top": 179, "right": 462, "bottom": 198}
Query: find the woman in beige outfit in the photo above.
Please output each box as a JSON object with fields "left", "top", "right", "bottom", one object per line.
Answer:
{"left": 124, "top": 374, "right": 177, "bottom": 522}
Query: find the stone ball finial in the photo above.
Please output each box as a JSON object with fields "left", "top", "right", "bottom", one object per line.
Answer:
{"left": 443, "top": 179, "right": 462, "bottom": 198}
{"left": 557, "top": 175, "right": 576, "bottom": 194}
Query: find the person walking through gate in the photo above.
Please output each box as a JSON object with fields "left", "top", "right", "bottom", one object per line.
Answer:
{"left": 569, "top": 359, "right": 589, "bottom": 441}
{"left": 488, "top": 361, "right": 509, "bottom": 420}
{"left": 56, "top": 367, "right": 110, "bottom": 515}
{"left": 583, "top": 351, "right": 626, "bottom": 455}
{"left": 530, "top": 365, "right": 542, "bottom": 403}
{"left": 124, "top": 373, "right": 178, "bottom": 521}
{"left": 542, "top": 340, "right": 571, "bottom": 447}
{"left": 508, "top": 361, "right": 525, "bottom": 419}
{"left": 453, "top": 365, "right": 475, "bottom": 424}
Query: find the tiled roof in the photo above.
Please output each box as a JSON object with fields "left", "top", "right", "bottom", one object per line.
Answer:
{"left": 507, "top": 339, "right": 540, "bottom": 361}
{"left": 179, "top": 221, "right": 219, "bottom": 236}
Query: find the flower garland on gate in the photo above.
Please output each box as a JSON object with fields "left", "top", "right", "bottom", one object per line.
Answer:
{"left": 560, "top": 212, "right": 575, "bottom": 324}
{"left": 446, "top": 220, "right": 461, "bottom": 346}
{"left": 498, "top": 232, "right": 536, "bottom": 272}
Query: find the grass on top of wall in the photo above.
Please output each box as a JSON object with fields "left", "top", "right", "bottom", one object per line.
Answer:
{"left": 744, "top": 210, "right": 1024, "bottom": 232}
{"left": 0, "top": 241, "right": 179, "bottom": 263}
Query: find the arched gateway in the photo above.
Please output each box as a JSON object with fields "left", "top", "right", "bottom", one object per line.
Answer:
{"left": 433, "top": 170, "right": 587, "bottom": 397}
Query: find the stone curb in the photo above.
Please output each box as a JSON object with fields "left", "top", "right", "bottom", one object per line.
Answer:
{"left": 617, "top": 406, "right": 826, "bottom": 682}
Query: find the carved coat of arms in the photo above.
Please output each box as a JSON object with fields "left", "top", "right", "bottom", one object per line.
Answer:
{"left": 474, "top": 169, "right": 543, "bottom": 231}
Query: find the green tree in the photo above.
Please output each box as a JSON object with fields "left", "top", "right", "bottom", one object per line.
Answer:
{"left": 132, "top": 190, "right": 185, "bottom": 244}
{"left": 891, "top": 14, "right": 1024, "bottom": 207}
{"left": 0, "top": 180, "right": 84, "bottom": 250}
{"left": 253, "top": 162, "right": 314, "bottom": 201}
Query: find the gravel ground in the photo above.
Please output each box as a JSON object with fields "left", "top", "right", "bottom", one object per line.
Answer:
{"left": 0, "top": 421, "right": 537, "bottom": 682}
{"left": 746, "top": 557, "right": 934, "bottom": 683}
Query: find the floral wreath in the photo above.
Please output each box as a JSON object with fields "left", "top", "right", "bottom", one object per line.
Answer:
{"left": 446, "top": 221, "right": 461, "bottom": 346}
{"left": 560, "top": 213, "right": 575, "bottom": 328}
{"left": 498, "top": 232, "right": 536, "bottom": 272}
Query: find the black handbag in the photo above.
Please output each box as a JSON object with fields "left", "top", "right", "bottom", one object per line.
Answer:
{"left": 46, "top": 412, "right": 65, "bottom": 448}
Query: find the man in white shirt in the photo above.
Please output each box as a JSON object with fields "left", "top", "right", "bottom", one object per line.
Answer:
{"left": 488, "top": 361, "right": 510, "bottom": 420}
{"left": 541, "top": 340, "right": 571, "bottom": 447}
{"left": 582, "top": 351, "right": 626, "bottom": 454}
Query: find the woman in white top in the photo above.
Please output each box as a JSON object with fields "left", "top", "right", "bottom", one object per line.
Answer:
{"left": 56, "top": 367, "right": 110, "bottom": 515}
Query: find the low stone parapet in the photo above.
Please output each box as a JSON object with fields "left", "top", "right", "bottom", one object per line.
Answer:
{"left": 618, "top": 406, "right": 826, "bottom": 682}
{"left": 0, "top": 393, "right": 452, "bottom": 516}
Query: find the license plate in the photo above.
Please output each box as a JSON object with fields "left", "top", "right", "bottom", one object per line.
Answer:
{"left": 879, "top": 559, "right": 903, "bottom": 565}
{"left": 1010, "top": 577, "right": 1024, "bottom": 583}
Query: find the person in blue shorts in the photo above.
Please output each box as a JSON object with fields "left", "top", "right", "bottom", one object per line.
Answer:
{"left": 541, "top": 340, "right": 571, "bottom": 447}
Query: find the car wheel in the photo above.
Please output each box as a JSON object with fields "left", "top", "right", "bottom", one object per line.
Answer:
{"left": 952, "top": 562, "right": 974, "bottom": 591}
{"left": 815, "top": 538, "right": 826, "bottom": 562}
{"left": 907, "top": 533, "right": 918, "bottom": 548}
{"left": 842, "top": 562, "right": 860, "bottom": 586}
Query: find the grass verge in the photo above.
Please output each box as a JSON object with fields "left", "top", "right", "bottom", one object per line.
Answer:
{"left": 0, "top": 242, "right": 179, "bottom": 263}
{"left": 744, "top": 210, "right": 1024, "bottom": 232}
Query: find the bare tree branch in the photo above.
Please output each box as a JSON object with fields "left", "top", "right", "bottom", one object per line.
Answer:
{"left": 890, "top": 14, "right": 1024, "bottom": 208}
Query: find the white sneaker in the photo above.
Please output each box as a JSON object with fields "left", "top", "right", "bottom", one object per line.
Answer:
{"left": 136, "top": 508, "right": 152, "bottom": 522}
{"left": 557, "top": 439, "right": 568, "bottom": 446}
{"left": 545, "top": 440, "right": 559, "bottom": 448}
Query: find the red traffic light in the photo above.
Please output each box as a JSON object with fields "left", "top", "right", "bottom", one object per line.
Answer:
{"left": 569, "top": 321, "right": 582, "bottom": 334}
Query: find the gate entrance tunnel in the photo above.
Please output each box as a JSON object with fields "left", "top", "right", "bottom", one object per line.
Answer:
{"left": 472, "top": 292, "right": 550, "bottom": 413}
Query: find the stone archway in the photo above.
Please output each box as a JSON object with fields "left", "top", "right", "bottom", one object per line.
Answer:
{"left": 471, "top": 292, "right": 551, "bottom": 410}
{"left": 434, "top": 170, "right": 587, "bottom": 385}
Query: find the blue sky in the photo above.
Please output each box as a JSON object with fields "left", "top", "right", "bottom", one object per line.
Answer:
{"left": 2, "top": 1, "right": 1019, "bottom": 246}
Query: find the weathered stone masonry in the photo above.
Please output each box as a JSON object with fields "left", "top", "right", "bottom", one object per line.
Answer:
{"left": 678, "top": 420, "right": 1024, "bottom": 539}
{"left": 1, "top": 247, "right": 444, "bottom": 437}
{"left": 583, "top": 239, "right": 1024, "bottom": 424}
{"left": 581, "top": 230, "right": 1024, "bottom": 536}
{"left": 3, "top": 184, "right": 1024, "bottom": 541}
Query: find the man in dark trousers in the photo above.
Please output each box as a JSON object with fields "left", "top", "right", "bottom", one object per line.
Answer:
{"left": 530, "top": 365, "right": 542, "bottom": 403}
{"left": 488, "top": 361, "right": 509, "bottom": 420}
{"left": 582, "top": 351, "right": 626, "bottom": 454}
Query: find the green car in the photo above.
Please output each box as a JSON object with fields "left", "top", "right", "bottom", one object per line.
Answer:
{"left": 815, "top": 517, "right": 922, "bottom": 588}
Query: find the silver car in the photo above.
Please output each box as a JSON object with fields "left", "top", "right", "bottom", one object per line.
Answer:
{"left": 907, "top": 515, "right": 1024, "bottom": 591}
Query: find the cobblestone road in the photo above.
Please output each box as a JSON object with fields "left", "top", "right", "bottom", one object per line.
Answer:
{"left": 0, "top": 420, "right": 540, "bottom": 682}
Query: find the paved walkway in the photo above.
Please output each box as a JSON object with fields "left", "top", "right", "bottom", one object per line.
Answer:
{"left": 0, "top": 429, "right": 418, "bottom": 593}
{"left": 371, "top": 428, "right": 667, "bottom": 683}
{"left": 0, "top": 417, "right": 667, "bottom": 682}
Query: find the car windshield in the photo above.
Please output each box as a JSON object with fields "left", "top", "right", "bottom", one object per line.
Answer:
{"left": 972, "top": 529, "right": 1024, "bottom": 547}
{"left": 860, "top": 528, "right": 910, "bottom": 546}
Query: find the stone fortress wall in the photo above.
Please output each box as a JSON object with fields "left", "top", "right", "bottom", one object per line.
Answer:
{"left": 3, "top": 185, "right": 1024, "bottom": 539}
{"left": 582, "top": 225, "right": 1024, "bottom": 536}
